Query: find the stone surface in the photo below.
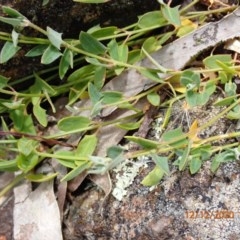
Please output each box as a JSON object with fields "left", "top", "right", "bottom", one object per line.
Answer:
{"left": 63, "top": 160, "right": 240, "bottom": 239}
{"left": 63, "top": 95, "right": 240, "bottom": 239}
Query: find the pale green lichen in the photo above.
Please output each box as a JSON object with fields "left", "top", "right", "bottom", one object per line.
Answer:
{"left": 112, "top": 157, "right": 149, "bottom": 201}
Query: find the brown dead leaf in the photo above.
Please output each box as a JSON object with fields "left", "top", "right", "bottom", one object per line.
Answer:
{"left": 89, "top": 172, "right": 112, "bottom": 198}
{"left": 68, "top": 171, "right": 88, "bottom": 192}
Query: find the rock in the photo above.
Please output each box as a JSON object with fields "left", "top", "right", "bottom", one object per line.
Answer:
{"left": 63, "top": 95, "right": 240, "bottom": 239}
{"left": 63, "top": 160, "right": 240, "bottom": 239}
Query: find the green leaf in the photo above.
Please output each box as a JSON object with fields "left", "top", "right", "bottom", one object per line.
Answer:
{"left": 0, "top": 16, "right": 24, "bottom": 27}
{"left": 91, "top": 100, "right": 103, "bottom": 117}
{"left": 67, "top": 65, "right": 96, "bottom": 82}
{"left": 158, "top": 31, "right": 174, "bottom": 45}
{"left": 10, "top": 109, "right": 36, "bottom": 134}
{"left": 1, "top": 99, "right": 24, "bottom": 109}
{"left": 59, "top": 49, "right": 73, "bottom": 79}
{"left": 210, "top": 158, "right": 221, "bottom": 173}
{"left": 53, "top": 150, "right": 76, "bottom": 168}
{"left": 17, "top": 138, "right": 37, "bottom": 156}
{"left": 139, "top": 69, "right": 164, "bottom": 83}
{"left": 0, "top": 159, "right": 18, "bottom": 171}
{"left": 142, "top": 37, "right": 161, "bottom": 54}
{"left": 0, "top": 75, "right": 10, "bottom": 89}
{"left": 147, "top": 92, "right": 160, "bottom": 106}
{"left": 185, "top": 81, "right": 216, "bottom": 107}
{"left": 141, "top": 166, "right": 164, "bottom": 186}
{"left": 26, "top": 173, "right": 58, "bottom": 182}
{"left": 203, "top": 54, "right": 232, "bottom": 69}
{"left": 211, "top": 150, "right": 236, "bottom": 172}
{"left": 180, "top": 70, "right": 200, "bottom": 90}
{"left": 94, "top": 67, "right": 106, "bottom": 89}
{"left": 107, "top": 146, "right": 124, "bottom": 159}
{"left": 176, "top": 141, "right": 191, "bottom": 171}
{"left": 0, "top": 104, "right": 7, "bottom": 114}
{"left": 138, "top": 11, "right": 166, "bottom": 29}
{"left": 80, "top": 31, "right": 106, "bottom": 55}
{"left": 42, "top": 0, "right": 50, "bottom": 6}
{"left": 191, "top": 145, "right": 212, "bottom": 161}
{"left": 33, "top": 102, "right": 48, "bottom": 127}
{"left": 12, "top": 29, "right": 19, "bottom": 47}
{"left": 213, "top": 95, "right": 236, "bottom": 106}
{"left": 128, "top": 49, "right": 141, "bottom": 64}
{"left": 0, "top": 7, "right": 28, "bottom": 27}
{"left": 85, "top": 57, "right": 109, "bottom": 67}
{"left": 161, "top": 5, "right": 181, "bottom": 26}
{"left": 25, "top": 45, "right": 48, "bottom": 57}
{"left": 162, "top": 127, "right": 188, "bottom": 148}
{"left": 216, "top": 60, "right": 236, "bottom": 74}
{"left": 76, "top": 135, "right": 98, "bottom": 158}
{"left": 177, "top": 19, "right": 196, "bottom": 37}
{"left": 118, "top": 102, "right": 138, "bottom": 112}
{"left": 47, "top": 26, "right": 63, "bottom": 50}
{"left": 68, "top": 81, "right": 88, "bottom": 105}
{"left": 90, "top": 26, "right": 117, "bottom": 39}
{"left": 225, "top": 81, "right": 237, "bottom": 96}
{"left": 41, "top": 45, "right": 62, "bottom": 64}
{"left": 17, "top": 152, "right": 38, "bottom": 172}
{"left": 190, "top": 157, "right": 202, "bottom": 174}
{"left": 61, "top": 161, "right": 92, "bottom": 182}
{"left": 102, "top": 91, "right": 123, "bottom": 104}
{"left": 58, "top": 116, "right": 91, "bottom": 132}
{"left": 108, "top": 39, "right": 128, "bottom": 62}
{"left": 88, "top": 155, "right": 112, "bottom": 174}
{"left": 152, "top": 154, "right": 169, "bottom": 175}
{"left": 227, "top": 105, "right": 240, "bottom": 119}
{"left": 125, "top": 136, "right": 158, "bottom": 149}
{"left": 2, "top": 6, "right": 25, "bottom": 18}
{"left": 108, "top": 39, "right": 128, "bottom": 75}
{"left": 88, "top": 82, "right": 103, "bottom": 105}
{"left": 0, "top": 41, "right": 21, "bottom": 63}
{"left": 33, "top": 73, "right": 56, "bottom": 95}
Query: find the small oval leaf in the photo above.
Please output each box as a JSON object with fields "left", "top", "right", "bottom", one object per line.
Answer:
{"left": 41, "top": 45, "right": 62, "bottom": 64}
{"left": 58, "top": 116, "right": 91, "bottom": 132}
{"left": 0, "top": 41, "right": 21, "bottom": 63}
{"left": 80, "top": 31, "right": 106, "bottom": 55}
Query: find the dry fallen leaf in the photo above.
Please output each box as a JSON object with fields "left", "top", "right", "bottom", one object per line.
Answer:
{"left": 224, "top": 39, "right": 240, "bottom": 54}
{"left": 13, "top": 180, "right": 62, "bottom": 240}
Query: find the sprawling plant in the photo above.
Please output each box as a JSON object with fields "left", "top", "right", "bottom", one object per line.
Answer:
{"left": 0, "top": 1, "right": 240, "bottom": 195}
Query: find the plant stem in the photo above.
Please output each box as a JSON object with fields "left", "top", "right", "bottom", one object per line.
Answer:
{"left": 0, "top": 173, "right": 25, "bottom": 198}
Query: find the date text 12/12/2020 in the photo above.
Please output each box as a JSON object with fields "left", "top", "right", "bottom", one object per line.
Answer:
{"left": 185, "top": 210, "right": 239, "bottom": 219}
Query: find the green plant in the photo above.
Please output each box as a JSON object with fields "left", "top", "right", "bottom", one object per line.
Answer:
{"left": 0, "top": 1, "right": 240, "bottom": 195}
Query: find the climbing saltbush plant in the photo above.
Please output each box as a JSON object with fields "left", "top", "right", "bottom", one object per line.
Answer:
{"left": 0, "top": 1, "right": 240, "bottom": 195}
